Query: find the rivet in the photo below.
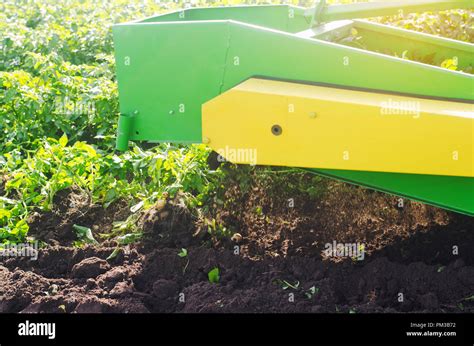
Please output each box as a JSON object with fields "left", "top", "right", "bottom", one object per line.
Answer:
{"left": 271, "top": 125, "right": 282, "bottom": 136}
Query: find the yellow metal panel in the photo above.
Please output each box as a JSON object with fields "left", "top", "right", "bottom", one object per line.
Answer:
{"left": 202, "top": 78, "right": 474, "bottom": 177}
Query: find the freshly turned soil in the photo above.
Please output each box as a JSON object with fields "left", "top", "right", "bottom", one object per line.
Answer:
{"left": 1, "top": 179, "right": 473, "bottom": 313}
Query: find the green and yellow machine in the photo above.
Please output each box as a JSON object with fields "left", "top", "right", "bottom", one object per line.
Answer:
{"left": 112, "top": 0, "right": 474, "bottom": 216}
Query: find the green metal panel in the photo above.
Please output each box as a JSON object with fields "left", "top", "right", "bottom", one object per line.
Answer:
{"left": 112, "top": 5, "right": 310, "bottom": 148}
{"left": 113, "top": 21, "right": 230, "bottom": 144}
{"left": 221, "top": 21, "right": 472, "bottom": 101}
{"left": 138, "top": 5, "right": 309, "bottom": 33}
{"left": 301, "top": 20, "right": 355, "bottom": 41}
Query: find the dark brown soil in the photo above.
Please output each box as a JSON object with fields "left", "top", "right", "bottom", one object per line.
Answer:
{"left": 1, "top": 172, "right": 473, "bottom": 313}
{"left": 0, "top": 175, "right": 6, "bottom": 196}
{"left": 26, "top": 189, "right": 131, "bottom": 246}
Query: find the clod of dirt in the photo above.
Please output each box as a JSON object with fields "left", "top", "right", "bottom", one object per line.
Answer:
{"left": 74, "top": 297, "right": 113, "bottom": 313}
{"left": 231, "top": 233, "right": 242, "bottom": 243}
{"left": 152, "top": 279, "right": 179, "bottom": 300}
{"left": 97, "top": 266, "right": 127, "bottom": 289}
{"left": 0, "top": 267, "right": 48, "bottom": 312}
{"left": 109, "top": 281, "right": 135, "bottom": 298}
{"left": 71, "top": 257, "right": 110, "bottom": 279}
{"left": 86, "top": 278, "right": 97, "bottom": 289}
{"left": 140, "top": 195, "right": 196, "bottom": 251}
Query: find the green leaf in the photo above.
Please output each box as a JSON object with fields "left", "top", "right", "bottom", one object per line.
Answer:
{"left": 440, "top": 57, "right": 458, "bottom": 71}
{"left": 278, "top": 279, "right": 299, "bottom": 290}
{"left": 0, "top": 209, "right": 12, "bottom": 219}
{"left": 106, "top": 247, "right": 121, "bottom": 261}
{"left": 178, "top": 248, "right": 188, "bottom": 258}
{"left": 104, "top": 189, "right": 117, "bottom": 203}
{"left": 208, "top": 267, "right": 220, "bottom": 284}
{"left": 72, "top": 224, "right": 98, "bottom": 244}
{"left": 59, "top": 134, "right": 68, "bottom": 147}
{"left": 116, "top": 232, "right": 142, "bottom": 245}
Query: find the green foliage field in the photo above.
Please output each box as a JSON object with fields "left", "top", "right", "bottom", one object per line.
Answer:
{"left": 1, "top": 0, "right": 472, "bottom": 244}
{"left": 0, "top": 0, "right": 219, "bottom": 242}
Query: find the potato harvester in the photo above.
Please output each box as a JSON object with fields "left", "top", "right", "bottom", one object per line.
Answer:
{"left": 112, "top": 0, "right": 474, "bottom": 216}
